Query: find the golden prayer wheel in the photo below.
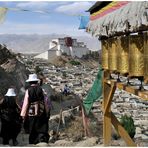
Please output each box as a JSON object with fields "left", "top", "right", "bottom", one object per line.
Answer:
{"left": 144, "top": 32, "right": 148, "bottom": 82}
{"left": 108, "top": 38, "right": 117, "bottom": 71}
{"left": 101, "top": 40, "right": 108, "bottom": 69}
{"left": 129, "top": 34, "right": 144, "bottom": 77}
{"left": 117, "top": 36, "right": 129, "bottom": 74}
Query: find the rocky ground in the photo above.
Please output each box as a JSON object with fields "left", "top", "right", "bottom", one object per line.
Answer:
{"left": 0, "top": 100, "right": 103, "bottom": 147}
{"left": 0, "top": 47, "right": 147, "bottom": 147}
{"left": 0, "top": 90, "right": 148, "bottom": 147}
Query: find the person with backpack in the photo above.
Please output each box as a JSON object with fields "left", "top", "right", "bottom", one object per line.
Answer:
{"left": 0, "top": 88, "right": 22, "bottom": 146}
{"left": 20, "top": 74, "right": 49, "bottom": 145}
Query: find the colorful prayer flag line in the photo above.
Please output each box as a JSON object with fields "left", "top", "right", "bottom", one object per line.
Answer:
{"left": 0, "top": 7, "right": 49, "bottom": 14}
{"left": 90, "top": 1, "right": 130, "bottom": 21}
{"left": 0, "top": 6, "right": 88, "bottom": 16}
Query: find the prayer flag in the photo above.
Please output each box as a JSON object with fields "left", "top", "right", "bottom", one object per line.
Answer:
{"left": 79, "top": 15, "right": 89, "bottom": 29}
{"left": 83, "top": 66, "right": 103, "bottom": 115}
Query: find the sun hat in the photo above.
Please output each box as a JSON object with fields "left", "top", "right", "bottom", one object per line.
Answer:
{"left": 5, "top": 88, "right": 16, "bottom": 96}
{"left": 26, "top": 73, "right": 39, "bottom": 82}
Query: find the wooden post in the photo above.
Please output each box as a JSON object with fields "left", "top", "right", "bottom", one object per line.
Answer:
{"left": 111, "top": 112, "right": 136, "bottom": 146}
{"left": 82, "top": 106, "right": 92, "bottom": 137}
{"left": 104, "top": 84, "right": 116, "bottom": 115}
{"left": 56, "top": 109, "right": 63, "bottom": 134}
{"left": 103, "top": 70, "right": 114, "bottom": 146}
{"left": 82, "top": 107, "right": 88, "bottom": 137}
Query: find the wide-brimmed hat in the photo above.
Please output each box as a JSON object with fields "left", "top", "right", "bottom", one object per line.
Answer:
{"left": 5, "top": 88, "right": 16, "bottom": 96}
{"left": 26, "top": 74, "right": 39, "bottom": 82}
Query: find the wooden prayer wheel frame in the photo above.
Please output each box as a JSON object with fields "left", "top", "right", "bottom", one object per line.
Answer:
{"left": 101, "top": 33, "right": 147, "bottom": 78}
{"left": 88, "top": 1, "right": 148, "bottom": 146}
{"left": 101, "top": 32, "right": 148, "bottom": 146}
{"left": 102, "top": 70, "right": 148, "bottom": 146}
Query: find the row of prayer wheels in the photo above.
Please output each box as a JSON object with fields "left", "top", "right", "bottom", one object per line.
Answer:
{"left": 101, "top": 32, "right": 148, "bottom": 80}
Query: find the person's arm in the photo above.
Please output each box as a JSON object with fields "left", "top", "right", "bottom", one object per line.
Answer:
{"left": 20, "top": 90, "right": 29, "bottom": 119}
{"left": 0, "top": 97, "right": 4, "bottom": 105}
{"left": 15, "top": 96, "right": 21, "bottom": 110}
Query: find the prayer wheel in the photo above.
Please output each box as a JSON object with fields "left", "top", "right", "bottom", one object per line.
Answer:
{"left": 108, "top": 38, "right": 117, "bottom": 71}
{"left": 101, "top": 40, "right": 108, "bottom": 69}
{"left": 129, "top": 34, "right": 144, "bottom": 77}
{"left": 117, "top": 36, "right": 129, "bottom": 74}
{"left": 144, "top": 32, "right": 148, "bottom": 82}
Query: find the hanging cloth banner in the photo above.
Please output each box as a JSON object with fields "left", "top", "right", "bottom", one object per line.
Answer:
{"left": 83, "top": 66, "right": 103, "bottom": 115}
{"left": 90, "top": 1, "right": 130, "bottom": 21}
{"left": 0, "top": 7, "right": 8, "bottom": 24}
{"left": 79, "top": 15, "right": 89, "bottom": 29}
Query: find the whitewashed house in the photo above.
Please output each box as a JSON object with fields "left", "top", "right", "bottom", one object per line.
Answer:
{"left": 34, "top": 37, "right": 89, "bottom": 60}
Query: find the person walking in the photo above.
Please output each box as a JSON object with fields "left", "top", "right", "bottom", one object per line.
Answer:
{"left": 63, "top": 84, "right": 70, "bottom": 96}
{"left": 20, "top": 74, "right": 49, "bottom": 145}
{"left": 0, "top": 88, "right": 22, "bottom": 146}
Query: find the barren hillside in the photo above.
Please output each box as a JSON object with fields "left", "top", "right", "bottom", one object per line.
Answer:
{"left": 0, "top": 44, "right": 29, "bottom": 95}
{"left": 49, "top": 55, "right": 99, "bottom": 68}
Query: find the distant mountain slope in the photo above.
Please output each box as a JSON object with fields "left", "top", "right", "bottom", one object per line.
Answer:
{"left": 0, "top": 34, "right": 101, "bottom": 53}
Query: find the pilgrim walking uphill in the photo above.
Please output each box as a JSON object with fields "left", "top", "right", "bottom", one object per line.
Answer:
{"left": 0, "top": 88, "right": 22, "bottom": 146}
{"left": 20, "top": 74, "right": 49, "bottom": 145}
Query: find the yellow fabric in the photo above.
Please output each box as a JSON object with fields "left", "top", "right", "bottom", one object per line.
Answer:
{"left": 0, "top": 7, "right": 7, "bottom": 24}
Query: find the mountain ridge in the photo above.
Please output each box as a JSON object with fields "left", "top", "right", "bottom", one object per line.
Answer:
{"left": 0, "top": 34, "right": 101, "bottom": 54}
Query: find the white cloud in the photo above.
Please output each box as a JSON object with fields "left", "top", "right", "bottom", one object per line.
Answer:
{"left": 55, "top": 2, "right": 93, "bottom": 15}
{"left": 15, "top": 2, "right": 71, "bottom": 11}
{"left": 0, "top": 21, "right": 89, "bottom": 36}
{"left": 16, "top": 2, "right": 49, "bottom": 10}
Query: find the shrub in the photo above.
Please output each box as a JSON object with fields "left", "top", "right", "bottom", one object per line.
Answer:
{"left": 69, "top": 60, "right": 81, "bottom": 65}
{"left": 120, "top": 114, "right": 136, "bottom": 139}
{"left": 62, "top": 52, "right": 67, "bottom": 56}
{"left": 62, "top": 71, "right": 67, "bottom": 77}
{"left": 26, "top": 61, "right": 33, "bottom": 65}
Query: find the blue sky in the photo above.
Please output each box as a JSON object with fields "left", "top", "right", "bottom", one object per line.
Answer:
{"left": 0, "top": 1, "right": 95, "bottom": 36}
